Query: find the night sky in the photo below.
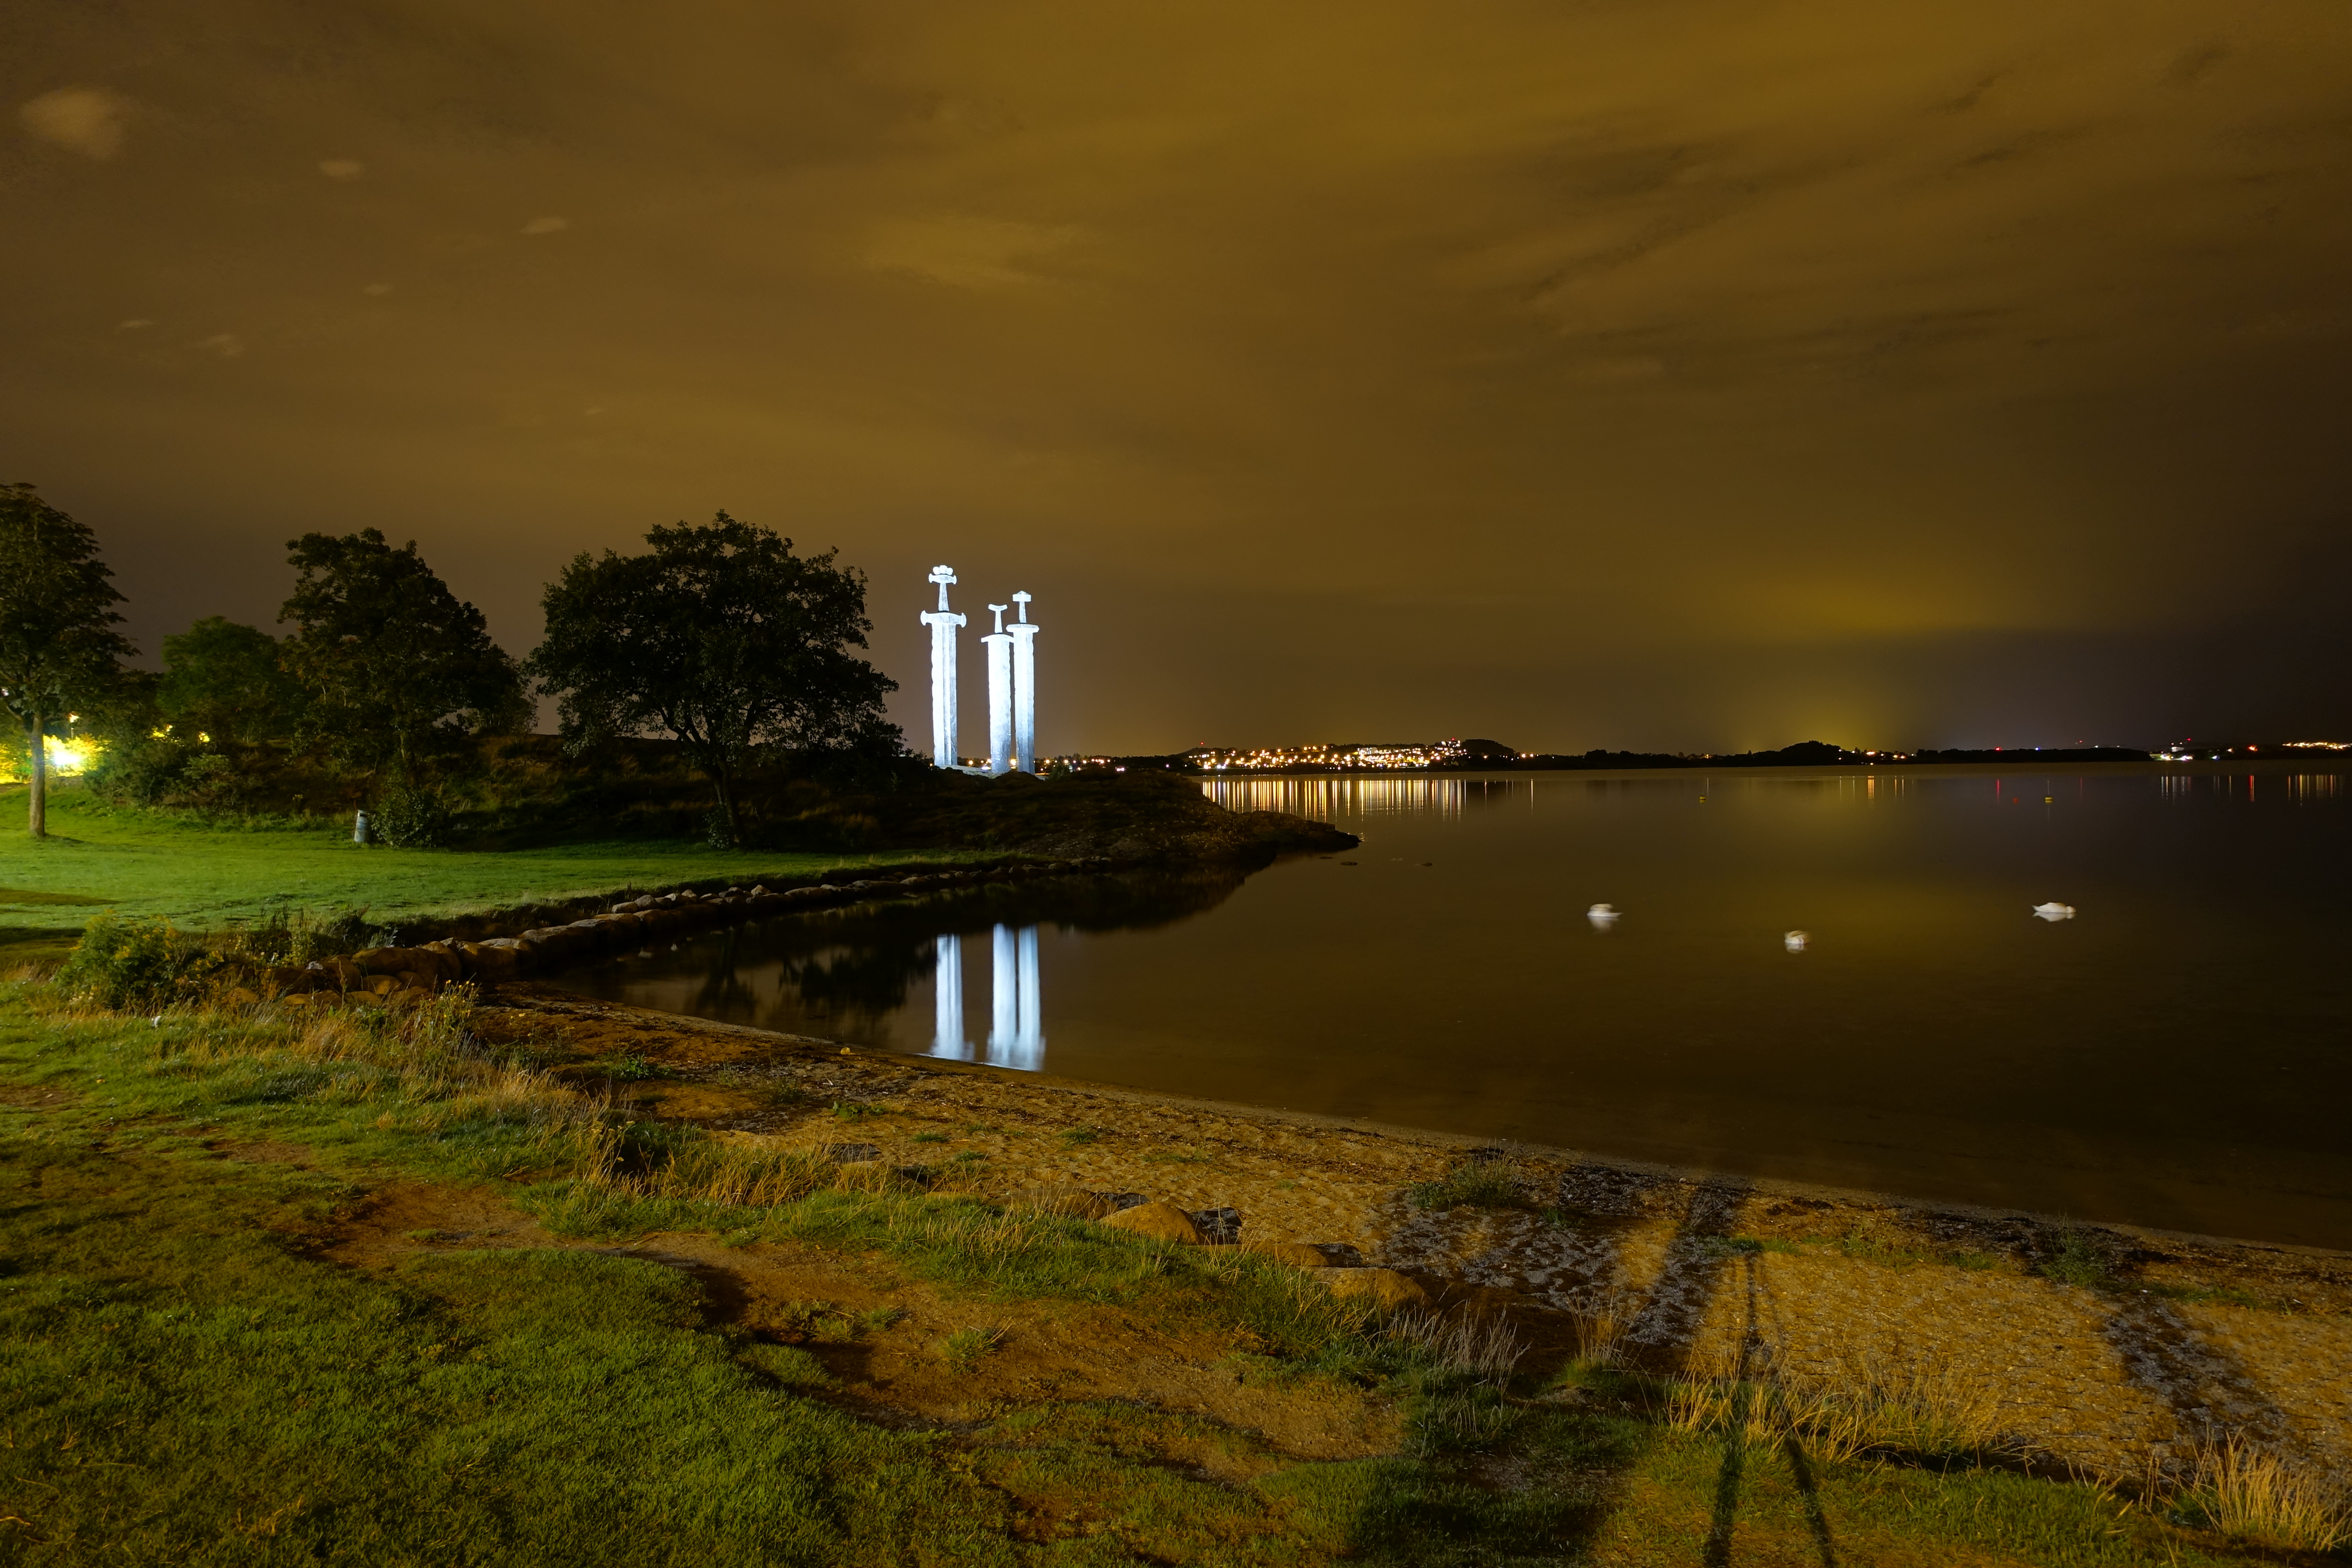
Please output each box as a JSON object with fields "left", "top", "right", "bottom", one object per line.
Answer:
{"left": 7, "top": 1, "right": 2349, "bottom": 756}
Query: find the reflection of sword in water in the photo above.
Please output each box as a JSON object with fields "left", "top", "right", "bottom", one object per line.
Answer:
{"left": 986, "top": 923, "right": 1046, "bottom": 1071}
{"left": 1018, "top": 926, "right": 1041, "bottom": 1054}
{"left": 932, "top": 934, "right": 971, "bottom": 1060}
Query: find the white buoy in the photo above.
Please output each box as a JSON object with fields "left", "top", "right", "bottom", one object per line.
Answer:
{"left": 1784, "top": 930, "right": 1810, "bottom": 952}
{"left": 2031, "top": 902, "right": 2076, "bottom": 921}
{"left": 1586, "top": 903, "right": 1619, "bottom": 930}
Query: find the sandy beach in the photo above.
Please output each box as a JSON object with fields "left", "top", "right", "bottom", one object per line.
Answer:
{"left": 481, "top": 980, "right": 2352, "bottom": 1485}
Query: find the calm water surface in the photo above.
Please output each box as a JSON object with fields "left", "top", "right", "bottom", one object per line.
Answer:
{"left": 562, "top": 766, "right": 2352, "bottom": 1248}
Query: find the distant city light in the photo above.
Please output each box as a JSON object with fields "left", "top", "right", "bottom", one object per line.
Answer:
{"left": 1182, "top": 739, "right": 1477, "bottom": 772}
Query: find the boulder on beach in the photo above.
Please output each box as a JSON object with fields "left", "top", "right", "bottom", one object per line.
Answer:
{"left": 1099, "top": 1200, "right": 1206, "bottom": 1244}
{"left": 1243, "top": 1240, "right": 1337, "bottom": 1269}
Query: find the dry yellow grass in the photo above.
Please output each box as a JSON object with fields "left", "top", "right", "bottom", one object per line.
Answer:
{"left": 2181, "top": 1436, "right": 2351, "bottom": 1551}
{"left": 1657, "top": 1334, "right": 2007, "bottom": 1467}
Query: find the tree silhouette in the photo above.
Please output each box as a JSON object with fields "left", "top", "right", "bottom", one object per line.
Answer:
{"left": 279, "top": 529, "right": 527, "bottom": 789}
{"left": 527, "top": 512, "right": 897, "bottom": 848}
{"left": 0, "top": 485, "right": 136, "bottom": 838}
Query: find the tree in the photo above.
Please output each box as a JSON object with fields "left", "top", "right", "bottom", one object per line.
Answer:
{"left": 158, "top": 616, "right": 304, "bottom": 747}
{"left": 527, "top": 512, "right": 898, "bottom": 848}
{"left": 0, "top": 484, "right": 137, "bottom": 838}
{"left": 278, "top": 529, "right": 527, "bottom": 786}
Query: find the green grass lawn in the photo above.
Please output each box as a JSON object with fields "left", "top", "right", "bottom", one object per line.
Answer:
{"left": 0, "top": 983, "right": 2298, "bottom": 1566}
{"left": 0, "top": 784, "right": 962, "bottom": 952}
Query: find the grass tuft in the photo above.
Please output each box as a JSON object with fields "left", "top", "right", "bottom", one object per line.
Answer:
{"left": 2175, "top": 1436, "right": 2351, "bottom": 1551}
{"left": 2040, "top": 1228, "right": 2118, "bottom": 1289}
{"left": 1406, "top": 1159, "right": 1523, "bottom": 1210}
{"left": 940, "top": 1324, "right": 1006, "bottom": 1369}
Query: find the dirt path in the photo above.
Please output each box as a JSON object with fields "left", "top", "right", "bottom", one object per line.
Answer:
{"left": 316, "top": 1169, "right": 1397, "bottom": 1468}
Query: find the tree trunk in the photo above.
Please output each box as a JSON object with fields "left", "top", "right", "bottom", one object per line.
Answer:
{"left": 711, "top": 766, "right": 740, "bottom": 849}
{"left": 27, "top": 708, "right": 46, "bottom": 840}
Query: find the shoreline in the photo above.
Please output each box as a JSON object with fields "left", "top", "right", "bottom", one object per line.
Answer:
{"left": 1190, "top": 759, "right": 2340, "bottom": 779}
{"left": 511, "top": 981, "right": 2352, "bottom": 1267}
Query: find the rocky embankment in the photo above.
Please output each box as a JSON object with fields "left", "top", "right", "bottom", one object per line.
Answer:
{"left": 260, "top": 858, "right": 1123, "bottom": 1000}
{"left": 259, "top": 778, "right": 1359, "bottom": 1001}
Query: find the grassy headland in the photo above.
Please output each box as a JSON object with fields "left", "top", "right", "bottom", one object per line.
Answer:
{"left": 0, "top": 767, "right": 1349, "bottom": 963}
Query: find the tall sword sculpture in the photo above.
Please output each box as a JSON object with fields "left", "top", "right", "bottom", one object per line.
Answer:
{"left": 1009, "top": 591, "right": 1038, "bottom": 773}
{"left": 919, "top": 566, "right": 964, "bottom": 768}
{"left": 982, "top": 603, "right": 1014, "bottom": 776}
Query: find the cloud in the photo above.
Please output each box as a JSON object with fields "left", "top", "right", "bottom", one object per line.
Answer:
{"left": 117, "top": 318, "right": 153, "bottom": 330}
{"left": 1568, "top": 356, "right": 1669, "bottom": 384}
{"left": 520, "top": 215, "right": 568, "bottom": 235}
{"left": 193, "top": 333, "right": 245, "bottom": 358}
{"left": 865, "top": 215, "right": 1081, "bottom": 289}
{"left": 318, "top": 158, "right": 364, "bottom": 179}
{"left": 20, "top": 87, "right": 130, "bottom": 159}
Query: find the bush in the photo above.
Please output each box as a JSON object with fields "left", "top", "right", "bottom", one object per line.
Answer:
{"left": 373, "top": 779, "right": 454, "bottom": 848}
{"left": 82, "top": 735, "right": 193, "bottom": 806}
{"left": 55, "top": 913, "right": 221, "bottom": 1012}
{"left": 220, "top": 906, "right": 379, "bottom": 968}
{"left": 173, "top": 750, "right": 251, "bottom": 810}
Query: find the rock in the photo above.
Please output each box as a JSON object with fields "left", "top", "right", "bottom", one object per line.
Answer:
{"left": 1006, "top": 1184, "right": 1115, "bottom": 1219}
{"left": 1315, "top": 1268, "right": 1430, "bottom": 1310}
{"left": 409, "top": 946, "right": 461, "bottom": 986}
{"left": 1189, "top": 1206, "right": 1242, "bottom": 1244}
{"left": 1243, "top": 1240, "right": 1336, "bottom": 1269}
{"left": 1099, "top": 1200, "right": 1206, "bottom": 1245}
{"left": 455, "top": 942, "right": 519, "bottom": 983}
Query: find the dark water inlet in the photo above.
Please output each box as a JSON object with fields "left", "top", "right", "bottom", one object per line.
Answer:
{"left": 560, "top": 766, "right": 2352, "bottom": 1250}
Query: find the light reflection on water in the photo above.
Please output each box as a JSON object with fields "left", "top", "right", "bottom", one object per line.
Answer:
{"left": 927, "top": 927, "right": 1045, "bottom": 1070}
{"left": 561, "top": 766, "right": 2352, "bottom": 1248}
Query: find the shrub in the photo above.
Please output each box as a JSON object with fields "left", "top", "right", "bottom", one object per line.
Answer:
{"left": 83, "top": 734, "right": 193, "bottom": 806}
{"left": 373, "top": 779, "right": 454, "bottom": 848}
{"left": 55, "top": 913, "right": 221, "bottom": 1012}
{"left": 220, "top": 906, "right": 379, "bottom": 968}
